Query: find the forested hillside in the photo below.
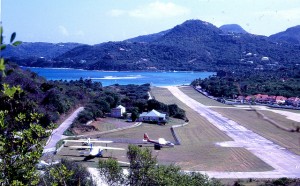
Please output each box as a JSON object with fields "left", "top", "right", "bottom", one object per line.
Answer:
{"left": 269, "top": 25, "right": 300, "bottom": 44}
{"left": 3, "top": 19, "right": 300, "bottom": 73}
{"left": 191, "top": 68, "right": 300, "bottom": 98}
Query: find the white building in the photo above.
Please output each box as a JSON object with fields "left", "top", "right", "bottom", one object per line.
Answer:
{"left": 138, "top": 109, "right": 166, "bottom": 123}
{"left": 261, "top": 57, "right": 269, "bottom": 61}
{"left": 111, "top": 105, "right": 126, "bottom": 118}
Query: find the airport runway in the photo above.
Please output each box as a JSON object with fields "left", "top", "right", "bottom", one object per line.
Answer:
{"left": 167, "top": 86, "right": 300, "bottom": 178}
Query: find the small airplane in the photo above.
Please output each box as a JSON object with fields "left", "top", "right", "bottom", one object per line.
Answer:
{"left": 143, "top": 133, "right": 174, "bottom": 150}
{"left": 69, "top": 144, "right": 125, "bottom": 160}
{"left": 36, "top": 160, "right": 60, "bottom": 169}
{"left": 64, "top": 138, "right": 113, "bottom": 146}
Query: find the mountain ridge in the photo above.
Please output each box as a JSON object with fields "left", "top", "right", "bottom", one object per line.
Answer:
{"left": 269, "top": 25, "right": 300, "bottom": 44}
{"left": 3, "top": 19, "right": 300, "bottom": 72}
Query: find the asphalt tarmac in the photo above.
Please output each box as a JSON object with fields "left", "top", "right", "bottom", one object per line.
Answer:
{"left": 43, "top": 107, "right": 85, "bottom": 153}
{"left": 167, "top": 86, "right": 300, "bottom": 178}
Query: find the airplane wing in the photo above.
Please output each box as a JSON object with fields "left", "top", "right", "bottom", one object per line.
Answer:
{"left": 69, "top": 146, "right": 125, "bottom": 151}
{"left": 69, "top": 146, "right": 92, "bottom": 149}
{"left": 90, "top": 140, "right": 113, "bottom": 143}
{"left": 64, "top": 140, "right": 113, "bottom": 143}
{"left": 100, "top": 146, "right": 125, "bottom": 151}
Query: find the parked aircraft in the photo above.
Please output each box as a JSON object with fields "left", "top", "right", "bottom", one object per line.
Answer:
{"left": 36, "top": 160, "right": 60, "bottom": 169}
{"left": 143, "top": 133, "right": 174, "bottom": 150}
{"left": 64, "top": 138, "right": 113, "bottom": 146}
{"left": 69, "top": 144, "right": 125, "bottom": 160}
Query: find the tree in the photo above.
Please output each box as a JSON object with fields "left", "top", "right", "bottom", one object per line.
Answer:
{"left": 0, "top": 29, "right": 51, "bottom": 185}
{"left": 98, "top": 158, "right": 125, "bottom": 186}
{"left": 130, "top": 107, "right": 139, "bottom": 122}
{"left": 127, "top": 145, "right": 157, "bottom": 185}
{"left": 98, "top": 144, "right": 221, "bottom": 186}
{"left": 40, "top": 159, "right": 95, "bottom": 186}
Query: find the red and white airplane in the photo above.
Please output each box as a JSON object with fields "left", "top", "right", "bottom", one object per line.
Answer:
{"left": 143, "top": 133, "right": 174, "bottom": 149}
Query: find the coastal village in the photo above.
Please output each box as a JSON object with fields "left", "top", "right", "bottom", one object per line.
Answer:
{"left": 195, "top": 86, "right": 300, "bottom": 108}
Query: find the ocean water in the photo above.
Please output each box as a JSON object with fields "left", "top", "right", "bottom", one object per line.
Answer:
{"left": 24, "top": 67, "right": 215, "bottom": 86}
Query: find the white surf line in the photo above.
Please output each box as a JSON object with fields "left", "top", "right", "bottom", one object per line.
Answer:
{"left": 166, "top": 86, "right": 300, "bottom": 178}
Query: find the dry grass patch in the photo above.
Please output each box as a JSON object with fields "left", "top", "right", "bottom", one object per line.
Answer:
{"left": 210, "top": 108, "right": 300, "bottom": 155}
{"left": 179, "top": 86, "right": 233, "bottom": 107}
{"left": 148, "top": 87, "right": 273, "bottom": 172}
{"left": 259, "top": 110, "right": 300, "bottom": 129}
{"left": 178, "top": 86, "right": 300, "bottom": 155}
{"left": 74, "top": 117, "right": 134, "bottom": 136}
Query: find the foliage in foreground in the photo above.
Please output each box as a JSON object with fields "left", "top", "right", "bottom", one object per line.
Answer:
{"left": 98, "top": 144, "right": 221, "bottom": 186}
{"left": 39, "top": 159, "right": 95, "bottom": 186}
{"left": 0, "top": 29, "right": 51, "bottom": 185}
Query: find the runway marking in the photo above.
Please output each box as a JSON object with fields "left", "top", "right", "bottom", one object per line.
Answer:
{"left": 166, "top": 86, "right": 300, "bottom": 178}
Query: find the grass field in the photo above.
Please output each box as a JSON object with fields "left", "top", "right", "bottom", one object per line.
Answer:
{"left": 148, "top": 87, "right": 273, "bottom": 171}
{"left": 179, "top": 86, "right": 300, "bottom": 155}
{"left": 259, "top": 110, "right": 300, "bottom": 129}
{"left": 179, "top": 86, "right": 233, "bottom": 107}
{"left": 56, "top": 86, "right": 273, "bottom": 172}
{"left": 56, "top": 86, "right": 300, "bottom": 172}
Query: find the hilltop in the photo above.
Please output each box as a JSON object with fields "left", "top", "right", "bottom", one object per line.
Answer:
{"left": 219, "top": 24, "right": 248, "bottom": 34}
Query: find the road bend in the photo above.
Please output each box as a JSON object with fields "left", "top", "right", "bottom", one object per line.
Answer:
{"left": 167, "top": 86, "right": 300, "bottom": 178}
{"left": 43, "top": 107, "right": 84, "bottom": 153}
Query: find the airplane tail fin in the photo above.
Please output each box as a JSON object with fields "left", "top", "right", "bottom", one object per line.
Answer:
{"left": 144, "top": 133, "right": 150, "bottom": 141}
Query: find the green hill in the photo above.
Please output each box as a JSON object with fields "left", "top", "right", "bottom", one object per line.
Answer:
{"left": 4, "top": 19, "right": 300, "bottom": 72}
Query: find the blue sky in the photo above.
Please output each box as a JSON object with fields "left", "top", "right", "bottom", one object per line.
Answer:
{"left": 1, "top": 0, "right": 300, "bottom": 44}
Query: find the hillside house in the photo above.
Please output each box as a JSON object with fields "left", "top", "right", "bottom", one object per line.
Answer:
{"left": 138, "top": 109, "right": 166, "bottom": 123}
{"left": 275, "top": 96, "right": 287, "bottom": 104}
{"left": 111, "top": 105, "right": 126, "bottom": 118}
{"left": 245, "top": 95, "right": 254, "bottom": 102}
{"left": 255, "top": 94, "right": 269, "bottom": 103}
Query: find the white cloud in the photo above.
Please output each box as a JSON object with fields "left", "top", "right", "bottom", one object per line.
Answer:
{"left": 257, "top": 8, "right": 300, "bottom": 21}
{"left": 75, "top": 30, "right": 85, "bottom": 37}
{"left": 58, "top": 25, "right": 69, "bottom": 36}
{"left": 58, "top": 26, "right": 85, "bottom": 39}
{"left": 129, "top": 2, "right": 190, "bottom": 19}
{"left": 107, "top": 9, "right": 126, "bottom": 17}
{"left": 107, "top": 2, "right": 190, "bottom": 19}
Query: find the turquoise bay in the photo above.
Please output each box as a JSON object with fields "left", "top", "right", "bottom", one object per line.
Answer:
{"left": 24, "top": 67, "right": 215, "bottom": 86}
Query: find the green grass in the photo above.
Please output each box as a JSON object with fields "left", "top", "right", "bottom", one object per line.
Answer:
{"left": 212, "top": 107, "right": 300, "bottom": 155}
{"left": 178, "top": 86, "right": 300, "bottom": 155}
{"left": 259, "top": 110, "right": 300, "bottom": 129}
{"left": 179, "top": 86, "right": 233, "bottom": 107}
{"left": 147, "top": 87, "right": 273, "bottom": 172}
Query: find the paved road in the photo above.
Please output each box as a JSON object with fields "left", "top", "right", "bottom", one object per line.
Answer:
{"left": 167, "top": 86, "right": 300, "bottom": 178}
{"left": 43, "top": 107, "right": 84, "bottom": 153}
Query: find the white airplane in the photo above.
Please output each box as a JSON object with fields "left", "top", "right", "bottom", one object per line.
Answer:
{"left": 64, "top": 138, "right": 113, "bottom": 146}
{"left": 69, "top": 144, "right": 125, "bottom": 159}
{"left": 36, "top": 160, "right": 60, "bottom": 169}
{"left": 143, "top": 133, "right": 174, "bottom": 150}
